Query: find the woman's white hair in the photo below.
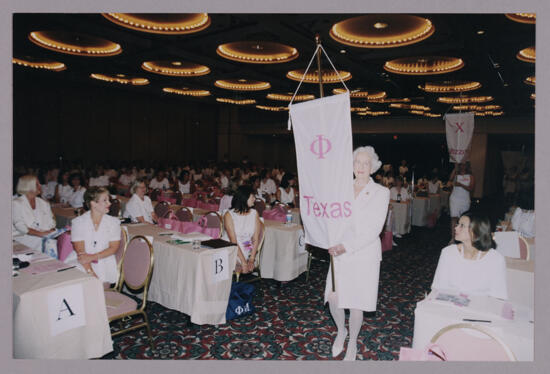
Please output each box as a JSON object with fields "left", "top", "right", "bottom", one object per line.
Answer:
{"left": 130, "top": 178, "right": 146, "bottom": 195}
{"left": 353, "top": 146, "right": 382, "bottom": 174}
{"left": 16, "top": 175, "right": 38, "bottom": 195}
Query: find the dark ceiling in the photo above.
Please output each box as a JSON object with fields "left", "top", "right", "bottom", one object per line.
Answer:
{"left": 13, "top": 13, "right": 536, "bottom": 118}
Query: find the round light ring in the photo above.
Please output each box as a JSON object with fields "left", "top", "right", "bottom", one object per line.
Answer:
{"left": 216, "top": 98, "right": 256, "bottom": 105}
{"left": 452, "top": 104, "right": 502, "bottom": 111}
{"left": 142, "top": 61, "right": 210, "bottom": 76}
{"left": 524, "top": 76, "right": 535, "bottom": 86}
{"left": 29, "top": 31, "right": 122, "bottom": 57}
{"left": 163, "top": 87, "right": 211, "bottom": 96}
{"left": 333, "top": 88, "right": 372, "bottom": 98}
{"left": 418, "top": 81, "right": 482, "bottom": 93}
{"left": 356, "top": 110, "right": 390, "bottom": 116}
{"left": 286, "top": 69, "right": 352, "bottom": 83}
{"left": 256, "top": 105, "right": 288, "bottom": 112}
{"left": 437, "top": 96, "right": 493, "bottom": 104}
{"left": 390, "top": 103, "right": 431, "bottom": 111}
{"left": 517, "top": 46, "right": 535, "bottom": 63}
{"left": 102, "top": 13, "right": 210, "bottom": 34}
{"left": 217, "top": 41, "right": 299, "bottom": 64}
{"left": 384, "top": 56, "right": 464, "bottom": 75}
{"left": 505, "top": 13, "right": 536, "bottom": 24}
{"left": 91, "top": 73, "right": 149, "bottom": 85}
{"left": 266, "top": 93, "right": 315, "bottom": 102}
{"left": 215, "top": 79, "right": 271, "bottom": 91}
{"left": 12, "top": 57, "right": 66, "bottom": 71}
{"left": 368, "top": 97, "right": 408, "bottom": 103}
{"left": 330, "top": 15, "right": 434, "bottom": 48}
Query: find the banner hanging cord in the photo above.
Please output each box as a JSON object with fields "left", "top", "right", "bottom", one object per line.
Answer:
{"left": 319, "top": 44, "right": 350, "bottom": 92}
{"left": 288, "top": 44, "right": 321, "bottom": 108}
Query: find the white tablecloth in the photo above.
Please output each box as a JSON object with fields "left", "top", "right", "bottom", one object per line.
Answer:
{"left": 412, "top": 197, "right": 429, "bottom": 227}
{"left": 413, "top": 292, "right": 533, "bottom": 361}
{"left": 440, "top": 190, "right": 450, "bottom": 210}
{"left": 260, "top": 220, "right": 308, "bottom": 281}
{"left": 428, "top": 194, "right": 441, "bottom": 217}
{"left": 13, "top": 244, "right": 113, "bottom": 359}
{"left": 125, "top": 224, "right": 237, "bottom": 325}
{"left": 390, "top": 201, "right": 411, "bottom": 236}
{"left": 505, "top": 258, "right": 534, "bottom": 308}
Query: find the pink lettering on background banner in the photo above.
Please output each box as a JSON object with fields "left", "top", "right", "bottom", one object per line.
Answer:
{"left": 303, "top": 195, "right": 352, "bottom": 219}
{"left": 454, "top": 122, "right": 465, "bottom": 133}
{"left": 449, "top": 149, "right": 466, "bottom": 155}
{"left": 310, "top": 135, "right": 332, "bottom": 159}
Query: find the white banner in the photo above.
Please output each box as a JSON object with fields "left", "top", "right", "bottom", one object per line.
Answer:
{"left": 444, "top": 112, "right": 475, "bottom": 163}
{"left": 289, "top": 92, "right": 355, "bottom": 249}
{"left": 47, "top": 283, "right": 86, "bottom": 337}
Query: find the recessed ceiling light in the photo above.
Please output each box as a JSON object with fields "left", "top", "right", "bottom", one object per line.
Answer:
{"left": 116, "top": 74, "right": 125, "bottom": 77}
{"left": 477, "top": 30, "right": 485, "bottom": 35}
{"left": 503, "top": 83, "right": 509, "bottom": 87}
{"left": 374, "top": 22, "right": 388, "bottom": 29}
{"left": 238, "top": 79, "right": 247, "bottom": 82}
{"left": 340, "top": 49, "right": 346, "bottom": 54}
{"left": 171, "top": 61, "right": 182, "bottom": 66}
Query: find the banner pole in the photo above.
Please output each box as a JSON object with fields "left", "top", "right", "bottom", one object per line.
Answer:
{"left": 315, "top": 34, "right": 335, "bottom": 293}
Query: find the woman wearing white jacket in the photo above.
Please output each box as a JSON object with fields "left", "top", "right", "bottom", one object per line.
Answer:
{"left": 325, "top": 146, "right": 390, "bottom": 360}
{"left": 12, "top": 175, "right": 56, "bottom": 251}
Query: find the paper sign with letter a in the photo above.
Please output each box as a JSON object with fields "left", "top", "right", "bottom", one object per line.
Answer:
{"left": 47, "top": 283, "right": 86, "bottom": 336}
{"left": 212, "top": 250, "right": 229, "bottom": 282}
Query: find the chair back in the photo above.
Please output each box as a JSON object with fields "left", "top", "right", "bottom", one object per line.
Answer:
{"left": 175, "top": 207, "right": 193, "bottom": 222}
{"left": 200, "top": 211, "right": 223, "bottom": 238}
{"left": 253, "top": 220, "right": 266, "bottom": 267}
{"left": 154, "top": 201, "right": 171, "bottom": 219}
{"left": 150, "top": 188, "right": 161, "bottom": 202}
{"left": 219, "top": 195, "right": 233, "bottom": 212}
{"left": 493, "top": 231, "right": 521, "bottom": 259}
{"left": 518, "top": 236, "right": 530, "bottom": 260}
{"left": 254, "top": 199, "right": 266, "bottom": 217}
{"left": 108, "top": 198, "right": 121, "bottom": 217}
{"left": 174, "top": 190, "right": 183, "bottom": 205}
{"left": 120, "top": 236, "right": 154, "bottom": 294}
{"left": 430, "top": 323, "right": 516, "bottom": 361}
{"left": 115, "top": 226, "right": 129, "bottom": 265}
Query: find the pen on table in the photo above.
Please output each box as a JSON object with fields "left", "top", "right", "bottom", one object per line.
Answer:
{"left": 462, "top": 318, "right": 491, "bottom": 323}
{"left": 57, "top": 266, "right": 76, "bottom": 272}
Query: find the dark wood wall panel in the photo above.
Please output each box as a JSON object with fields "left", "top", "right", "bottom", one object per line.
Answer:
{"left": 14, "top": 71, "right": 220, "bottom": 166}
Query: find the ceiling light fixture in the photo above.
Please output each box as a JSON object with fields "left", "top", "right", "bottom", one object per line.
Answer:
{"left": 286, "top": 69, "right": 352, "bottom": 83}
{"left": 217, "top": 41, "right": 299, "bottom": 64}
{"left": 102, "top": 13, "right": 211, "bottom": 34}
{"left": 91, "top": 73, "right": 149, "bottom": 85}
{"left": 384, "top": 56, "right": 464, "bottom": 75}
{"left": 163, "top": 87, "right": 211, "bottom": 96}
{"left": 12, "top": 57, "right": 66, "bottom": 71}
{"left": 215, "top": 79, "right": 271, "bottom": 91}
{"left": 142, "top": 61, "right": 210, "bottom": 76}
{"left": 29, "top": 31, "right": 122, "bottom": 56}
{"left": 418, "top": 81, "right": 482, "bottom": 93}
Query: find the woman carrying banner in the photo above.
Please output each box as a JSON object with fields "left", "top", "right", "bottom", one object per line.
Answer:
{"left": 448, "top": 162, "right": 475, "bottom": 244}
{"left": 325, "top": 146, "right": 390, "bottom": 360}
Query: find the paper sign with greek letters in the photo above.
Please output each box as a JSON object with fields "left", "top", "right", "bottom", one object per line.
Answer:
{"left": 212, "top": 250, "right": 229, "bottom": 282}
{"left": 289, "top": 92, "right": 355, "bottom": 249}
{"left": 444, "top": 112, "right": 474, "bottom": 163}
{"left": 47, "top": 283, "right": 86, "bottom": 336}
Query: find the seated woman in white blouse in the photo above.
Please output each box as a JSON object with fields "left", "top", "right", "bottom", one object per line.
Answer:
{"left": 55, "top": 171, "right": 73, "bottom": 204}
{"left": 12, "top": 175, "right": 56, "bottom": 251}
{"left": 223, "top": 185, "right": 262, "bottom": 274}
{"left": 509, "top": 193, "right": 535, "bottom": 238}
{"left": 124, "top": 179, "right": 158, "bottom": 224}
{"left": 149, "top": 170, "right": 170, "bottom": 190}
{"left": 65, "top": 187, "right": 121, "bottom": 283}
{"left": 432, "top": 212, "right": 508, "bottom": 299}
{"left": 177, "top": 170, "right": 193, "bottom": 194}
{"left": 276, "top": 173, "right": 297, "bottom": 207}
{"left": 428, "top": 173, "right": 441, "bottom": 194}
{"left": 389, "top": 176, "right": 410, "bottom": 202}
{"left": 68, "top": 173, "right": 86, "bottom": 209}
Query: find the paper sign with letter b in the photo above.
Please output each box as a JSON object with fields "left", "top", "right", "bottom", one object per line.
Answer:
{"left": 212, "top": 250, "right": 229, "bottom": 282}
{"left": 47, "top": 283, "right": 86, "bottom": 336}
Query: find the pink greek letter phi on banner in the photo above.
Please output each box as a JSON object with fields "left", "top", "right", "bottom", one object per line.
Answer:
{"left": 289, "top": 92, "right": 355, "bottom": 249}
{"left": 444, "top": 112, "right": 475, "bottom": 163}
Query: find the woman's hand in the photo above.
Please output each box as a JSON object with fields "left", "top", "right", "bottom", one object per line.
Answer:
{"left": 328, "top": 244, "right": 346, "bottom": 256}
{"left": 247, "top": 257, "right": 256, "bottom": 271}
{"left": 77, "top": 252, "right": 98, "bottom": 265}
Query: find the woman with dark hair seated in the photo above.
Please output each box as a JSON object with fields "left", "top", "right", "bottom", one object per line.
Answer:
{"left": 431, "top": 211, "right": 507, "bottom": 299}
{"left": 275, "top": 173, "right": 297, "bottom": 207}
{"left": 508, "top": 192, "right": 535, "bottom": 238}
{"left": 223, "top": 185, "right": 262, "bottom": 274}
{"left": 68, "top": 173, "right": 86, "bottom": 209}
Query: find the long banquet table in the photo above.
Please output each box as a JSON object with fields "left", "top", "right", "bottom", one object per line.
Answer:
{"left": 124, "top": 223, "right": 237, "bottom": 325}
{"left": 260, "top": 220, "right": 308, "bottom": 282}
{"left": 390, "top": 201, "right": 411, "bottom": 235}
{"left": 12, "top": 243, "right": 113, "bottom": 359}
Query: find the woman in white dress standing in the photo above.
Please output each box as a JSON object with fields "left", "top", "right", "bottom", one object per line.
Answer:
{"left": 223, "top": 185, "right": 262, "bottom": 274}
{"left": 325, "top": 146, "right": 390, "bottom": 360}
{"left": 65, "top": 186, "right": 121, "bottom": 283}
{"left": 448, "top": 162, "right": 475, "bottom": 243}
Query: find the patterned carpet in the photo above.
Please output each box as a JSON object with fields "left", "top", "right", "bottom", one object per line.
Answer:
{"left": 101, "top": 215, "right": 450, "bottom": 360}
